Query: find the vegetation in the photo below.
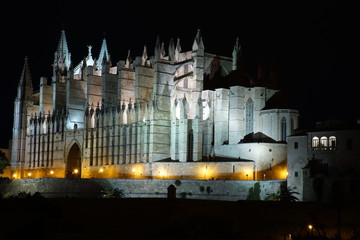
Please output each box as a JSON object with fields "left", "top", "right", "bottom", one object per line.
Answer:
{"left": 100, "top": 188, "right": 125, "bottom": 198}
{"left": 3, "top": 191, "right": 44, "bottom": 199}
{"left": 265, "top": 183, "right": 299, "bottom": 202}
{"left": 0, "top": 150, "right": 8, "bottom": 174}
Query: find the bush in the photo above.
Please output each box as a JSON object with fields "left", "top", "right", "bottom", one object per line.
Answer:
{"left": 100, "top": 188, "right": 125, "bottom": 198}
{"left": 3, "top": 191, "right": 44, "bottom": 199}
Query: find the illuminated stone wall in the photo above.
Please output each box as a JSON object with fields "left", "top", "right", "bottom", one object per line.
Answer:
{"left": 0, "top": 178, "right": 285, "bottom": 201}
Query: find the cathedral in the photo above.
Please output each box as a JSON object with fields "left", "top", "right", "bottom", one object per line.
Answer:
{"left": 10, "top": 29, "right": 299, "bottom": 180}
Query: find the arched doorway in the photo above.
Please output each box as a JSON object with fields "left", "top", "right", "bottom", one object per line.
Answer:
{"left": 66, "top": 143, "right": 81, "bottom": 178}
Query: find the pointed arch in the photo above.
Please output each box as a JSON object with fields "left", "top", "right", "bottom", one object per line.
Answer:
{"left": 66, "top": 142, "right": 82, "bottom": 178}
{"left": 246, "top": 98, "right": 254, "bottom": 135}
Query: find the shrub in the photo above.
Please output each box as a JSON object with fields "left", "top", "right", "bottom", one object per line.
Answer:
{"left": 100, "top": 188, "right": 125, "bottom": 198}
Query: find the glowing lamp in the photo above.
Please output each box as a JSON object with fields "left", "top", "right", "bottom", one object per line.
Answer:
{"left": 308, "top": 225, "right": 313, "bottom": 230}
{"left": 132, "top": 168, "right": 136, "bottom": 173}
{"left": 49, "top": 170, "right": 54, "bottom": 175}
{"left": 27, "top": 172, "right": 32, "bottom": 177}
{"left": 73, "top": 169, "right": 79, "bottom": 174}
{"left": 12, "top": 174, "right": 17, "bottom": 178}
{"left": 99, "top": 168, "right": 104, "bottom": 173}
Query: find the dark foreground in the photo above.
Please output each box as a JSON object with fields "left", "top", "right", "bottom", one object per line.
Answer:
{"left": 0, "top": 198, "right": 359, "bottom": 240}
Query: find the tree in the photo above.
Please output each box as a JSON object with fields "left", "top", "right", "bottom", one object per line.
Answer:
{"left": 0, "top": 150, "right": 9, "bottom": 174}
{"left": 265, "top": 183, "right": 299, "bottom": 202}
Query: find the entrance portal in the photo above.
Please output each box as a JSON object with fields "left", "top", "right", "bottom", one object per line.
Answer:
{"left": 66, "top": 143, "right": 81, "bottom": 178}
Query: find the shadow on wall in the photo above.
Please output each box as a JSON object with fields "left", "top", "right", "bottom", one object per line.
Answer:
{"left": 246, "top": 182, "right": 261, "bottom": 200}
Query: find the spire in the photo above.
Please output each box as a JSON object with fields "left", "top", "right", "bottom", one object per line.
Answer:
{"left": 232, "top": 37, "right": 241, "bottom": 70}
{"left": 125, "top": 49, "right": 132, "bottom": 69}
{"left": 175, "top": 37, "right": 182, "bottom": 62}
{"left": 19, "top": 56, "right": 32, "bottom": 88}
{"left": 96, "top": 38, "right": 110, "bottom": 70}
{"left": 141, "top": 45, "right": 148, "bottom": 66}
{"left": 54, "top": 29, "right": 71, "bottom": 72}
{"left": 86, "top": 45, "right": 94, "bottom": 66}
{"left": 192, "top": 29, "right": 204, "bottom": 51}
{"left": 160, "top": 42, "right": 166, "bottom": 59}
{"left": 168, "top": 38, "right": 175, "bottom": 63}
{"left": 154, "top": 36, "right": 161, "bottom": 60}
{"left": 17, "top": 56, "right": 33, "bottom": 100}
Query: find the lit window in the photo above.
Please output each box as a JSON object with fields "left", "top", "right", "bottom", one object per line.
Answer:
{"left": 320, "top": 136, "right": 328, "bottom": 150}
{"left": 312, "top": 137, "right": 319, "bottom": 150}
{"left": 329, "top": 136, "right": 336, "bottom": 150}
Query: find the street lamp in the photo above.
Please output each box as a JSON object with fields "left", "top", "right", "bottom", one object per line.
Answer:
{"left": 308, "top": 224, "right": 314, "bottom": 235}
{"left": 245, "top": 170, "right": 249, "bottom": 180}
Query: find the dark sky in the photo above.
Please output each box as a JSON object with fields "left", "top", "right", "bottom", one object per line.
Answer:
{"left": 1, "top": 1, "right": 356, "bottom": 148}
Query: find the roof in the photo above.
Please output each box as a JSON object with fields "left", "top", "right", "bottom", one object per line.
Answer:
{"left": 239, "top": 132, "right": 282, "bottom": 144}
{"left": 262, "top": 91, "right": 294, "bottom": 110}
{"left": 288, "top": 119, "right": 360, "bottom": 137}
{"left": 203, "top": 68, "right": 254, "bottom": 90}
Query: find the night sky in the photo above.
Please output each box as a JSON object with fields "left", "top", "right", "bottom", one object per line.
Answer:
{"left": 1, "top": 1, "right": 356, "bottom": 148}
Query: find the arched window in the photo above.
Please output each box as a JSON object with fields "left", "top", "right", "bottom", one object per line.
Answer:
{"left": 281, "top": 117, "right": 287, "bottom": 141}
{"left": 312, "top": 137, "right": 319, "bottom": 150}
{"left": 329, "top": 136, "right": 336, "bottom": 150}
{"left": 320, "top": 136, "right": 328, "bottom": 150}
{"left": 187, "top": 129, "right": 194, "bottom": 162}
{"left": 246, "top": 98, "right": 254, "bottom": 135}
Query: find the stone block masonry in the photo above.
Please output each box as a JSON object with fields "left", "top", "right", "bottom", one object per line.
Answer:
{"left": 0, "top": 178, "right": 285, "bottom": 201}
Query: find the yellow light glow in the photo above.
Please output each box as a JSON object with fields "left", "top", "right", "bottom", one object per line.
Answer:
{"left": 160, "top": 171, "right": 165, "bottom": 176}
{"left": 132, "top": 168, "right": 136, "bottom": 172}
{"left": 203, "top": 167, "right": 207, "bottom": 173}
{"left": 27, "top": 172, "right": 32, "bottom": 177}
{"left": 12, "top": 174, "right": 17, "bottom": 178}
{"left": 245, "top": 170, "right": 250, "bottom": 175}
{"left": 99, "top": 168, "right": 104, "bottom": 173}
{"left": 73, "top": 169, "right": 79, "bottom": 174}
{"left": 308, "top": 224, "right": 313, "bottom": 230}
{"left": 49, "top": 170, "right": 54, "bottom": 175}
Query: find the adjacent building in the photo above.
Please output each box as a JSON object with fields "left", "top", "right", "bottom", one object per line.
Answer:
{"left": 287, "top": 119, "right": 360, "bottom": 202}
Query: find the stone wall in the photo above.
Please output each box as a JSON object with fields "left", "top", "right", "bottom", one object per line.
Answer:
{"left": 0, "top": 178, "right": 285, "bottom": 201}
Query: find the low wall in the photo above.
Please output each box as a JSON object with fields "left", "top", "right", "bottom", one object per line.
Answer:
{"left": 0, "top": 178, "right": 285, "bottom": 201}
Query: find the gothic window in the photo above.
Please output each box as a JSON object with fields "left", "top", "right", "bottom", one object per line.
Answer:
{"left": 312, "top": 137, "right": 319, "bottom": 150}
{"left": 329, "top": 136, "right": 336, "bottom": 150}
{"left": 246, "top": 98, "right": 254, "bottom": 135}
{"left": 187, "top": 129, "right": 194, "bottom": 162}
{"left": 281, "top": 117, "right": 287, "bottom": 142}
{"left": 320, "top": 136, "right": 328, "bottom": 150}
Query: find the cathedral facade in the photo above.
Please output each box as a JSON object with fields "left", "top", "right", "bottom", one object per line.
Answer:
{"left": 10, "top": 30, "right": 299, "bottom": 180}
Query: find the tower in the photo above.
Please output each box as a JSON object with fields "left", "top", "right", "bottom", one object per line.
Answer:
{"left": 11, "top": 57, "right": 33, "bottom": 177}
{"left": 52, "top": 30, "right": 71, "bottom": 112}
